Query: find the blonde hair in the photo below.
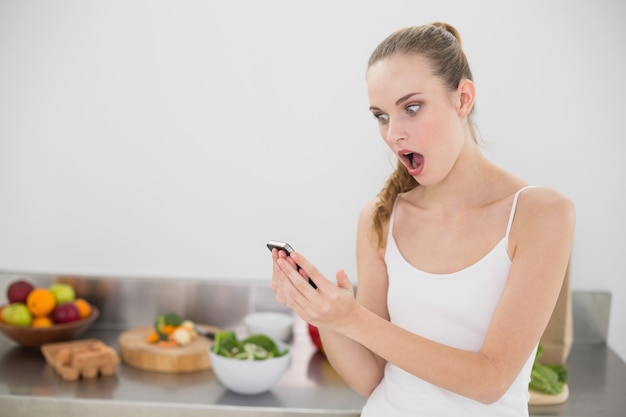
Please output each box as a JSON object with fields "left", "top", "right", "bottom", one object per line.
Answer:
{"left": 368, "top": 22, "right": 475, "bottom": 247}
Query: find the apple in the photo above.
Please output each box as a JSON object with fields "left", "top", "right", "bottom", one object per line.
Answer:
{"left": 7, "top": 280, "right": 35, "bottom": 304}
{"left": 3, "top": 303, "right": 33, "bottom": 327}
{"left": 49, "top": 283, "right": 75, "bottom": 304}
{"left": 51, "top": 302, "right": 80, "bottom": 324}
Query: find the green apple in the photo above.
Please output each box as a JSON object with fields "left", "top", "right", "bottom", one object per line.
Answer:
{"left": 49, "top": 283, "right": 75, "bottom": 304}
{"left": 3, "top": 303, "right": 32, "bottom": 327}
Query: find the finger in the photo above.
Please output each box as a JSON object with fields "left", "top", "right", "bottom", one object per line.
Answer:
{"left": 273, "top": 250, "right": 315, "bottom": 288}
{"left": 289, "top": 252, "right": 326, "bottom": 290}
{"left": 272, "top": 250, "right": 295, "bottom": 302}
{"left": 273, "top": 265, "right": 288, "bottom": 304}
{"left": 270, "top": 249, "right": 281, "bottom": 292}
{"left": 285, "top": 254, "right": 298, "bottom": 269}
{"left": 271, "top": 250, "right": 292, "bottom": 281}
{"left": 280, "top": 279, "right": 310, "bottom": 313}
{"left": 335, "top": 269, "right": 353, "bottom": 291}
{"left": 276, "top": 257, "right": 319, "bottom": 300}
{"left": 273, "top": 262, "right": 314, "bottom": 318}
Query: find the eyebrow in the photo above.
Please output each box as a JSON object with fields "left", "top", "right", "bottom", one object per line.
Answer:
{"left": 396, "top": 92, "right": 423, "bottom": 105}
{"left": 369, "top": 92, "right": 423, "bottom": 111}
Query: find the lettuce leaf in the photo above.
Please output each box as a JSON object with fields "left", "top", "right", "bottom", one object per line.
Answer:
{"left": 529, "top": 345, "right": 569, "bottom": 395}
{"left": 212, "top": 331, "right": 241, "bottom": 357}
{"left": 212, "top": 331, "right": 288, "bottom": 360}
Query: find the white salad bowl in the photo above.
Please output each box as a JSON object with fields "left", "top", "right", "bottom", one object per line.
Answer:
{"left": 209, "top": 339, "right": 291, "bottom": 395}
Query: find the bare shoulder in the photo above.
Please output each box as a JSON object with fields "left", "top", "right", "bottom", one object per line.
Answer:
{"left": 358, "top": 198, "right": 378, "bottom": 223}
{"left": 514, "top": 186, "right": 576, "bottom": 242}
{"left": 520, "top": 187, "right": 575, "bottom": 223}
{"left": 357, "top": 198, "right": 383, "bottom": 248}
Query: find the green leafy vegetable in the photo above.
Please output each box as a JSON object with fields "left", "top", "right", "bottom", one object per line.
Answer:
{"left": 242, "top": 334, "right": 288, "bottom": 358}
{"left": 154, "top": 311, "right": 184, "bottom": 333}
{"left": 154, "top": 315, "right": 165, "bottom": 333}
{"left": 241, "top": 334, "right": 278, "bottom": 353}
{"left": 212, "top": 331, "right": 288, "bottom": 360}
{"left": 164, "top": 312, "right": 184, "bottom": 326}
{"left": 212, "top": 331, "right": 242, "bottom": 357}
{"left": 529, "top": 345, "right": 569, "bottom": 395}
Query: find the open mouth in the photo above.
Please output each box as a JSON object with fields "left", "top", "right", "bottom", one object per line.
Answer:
{"left": 399, "top": 151, "right": 424, "bottom": 172}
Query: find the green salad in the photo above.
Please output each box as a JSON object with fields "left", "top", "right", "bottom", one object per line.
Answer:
{"left": 529, "top": 345, "right": 569, "bottom": 395}
{"left": 211, "top": 331, "right": 289, "bottom": 360}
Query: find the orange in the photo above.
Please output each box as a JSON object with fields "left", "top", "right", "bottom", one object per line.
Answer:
{"left": 73, "top": 298, "right": 92, "bottom": 319}
{"left": 0, "top": 306, "right": 5, "bottom": 323}
{"left": 32, "top": 316, "right": 53, "bottom": 328}
{"left": 26, "top": 288, "right": 56, "bottom": 317}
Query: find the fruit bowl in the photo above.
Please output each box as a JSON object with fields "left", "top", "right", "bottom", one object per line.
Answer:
{"left": 0, "top": 305, "right": 100, "bottom": 348}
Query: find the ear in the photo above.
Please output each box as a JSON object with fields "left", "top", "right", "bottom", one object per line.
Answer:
{"left": 456, "top": 79, "right": 475, "bottom": 117}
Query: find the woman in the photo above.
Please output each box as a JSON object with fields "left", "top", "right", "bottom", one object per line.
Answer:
{"left": 270, "top": 22, "right": 575, "bottom": 416}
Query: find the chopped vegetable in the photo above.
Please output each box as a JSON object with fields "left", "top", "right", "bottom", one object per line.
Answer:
{"left": 180, "top": 320, "right": 198, "bottom": 336}
{"left": 146, "top": 330, "right": 159, "bottom": 344}
{"left": 154, "top": 312, "right": 184, "bottom": 333}
{"left": 154, "top": 315, "right": 165, "bottom": 333}
{"left": 157, "top": 340, "right": 179, "bottom": 348}
{"left": 235, "top": 343, "right": 270, "bottom": 360}
{"left": 171, "top": 327, "right": 193, "bottom": 346}
{"left": 160, "top": 324, "right": 177, "bottom": 335}
{"left": 164, "top": 312, "right": 184, "bottom": 327}
{"left": 241, "top": 334, "right": 282, "bottom": 356}
{"left": 529, "top": 345, "right": 568, "bottom": 395}
{"left": 149, "top": 312, "right": 197, "bottom": 347}
{"left": 212, "top": 331, "right": 241, "bottom": 357}
{"left": 212, "top": 331, "right": 288, "bottom": 360}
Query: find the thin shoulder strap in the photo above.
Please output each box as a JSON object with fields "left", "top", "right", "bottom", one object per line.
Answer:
{"left": 505, "top": 185, "right": 537, "bottom": 244}
{"left": 387, "top": 196, "right": 401, "bottom": 243}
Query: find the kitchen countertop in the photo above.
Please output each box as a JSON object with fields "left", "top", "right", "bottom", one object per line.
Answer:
{"left": 0, "top": 274, "right": 624, "bottom": 417}
{"left": 2, "top": 324, "right": 625, "bottom": 417}
{"left": 0, "top": 317, "right": 366, "bottom": 417}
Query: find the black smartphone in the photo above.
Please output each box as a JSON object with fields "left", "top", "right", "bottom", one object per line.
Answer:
{"left": 267, "top": 240, "right": 317, "bottom": 289}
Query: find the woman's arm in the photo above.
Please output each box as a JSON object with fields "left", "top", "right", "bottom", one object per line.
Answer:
{"left": 271, "top": 198, "right": 390, "bottom": 395}
{"left": 278, "top": 188, "right": 575, "bottom": 403}
{"left": 318, "top": 199, "right": 390, "bottom": 395}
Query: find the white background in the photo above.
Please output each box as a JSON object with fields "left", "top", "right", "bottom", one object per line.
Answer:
{"left": 1, "top": 1, "right": 624, "bottom": 361}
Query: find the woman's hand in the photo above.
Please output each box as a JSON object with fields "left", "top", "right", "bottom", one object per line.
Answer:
{"left": 270, "top": 248, "right": 298, "bottom": 304}
{"left": 271, "top": 250, "right": 356, "bottom": 334}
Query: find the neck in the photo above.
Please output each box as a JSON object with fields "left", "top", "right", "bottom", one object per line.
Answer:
{"left": 414, "top": 142, "right": 505, "bottom": 214}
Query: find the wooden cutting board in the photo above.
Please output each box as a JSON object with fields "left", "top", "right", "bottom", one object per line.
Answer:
{"left": 529, "top": 383, "right": 569, "bottom": 405}
{"left": 118, "top": 324, "right": 221, "bottom": 373}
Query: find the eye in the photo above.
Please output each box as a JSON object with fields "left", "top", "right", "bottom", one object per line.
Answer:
{"left": 373, "top": 113, "right": 389, "bottom": 124}
{"left": 406, "top": 104, "right": 420, "bottom": 116}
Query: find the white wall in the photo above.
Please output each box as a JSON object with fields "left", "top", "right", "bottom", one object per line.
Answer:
{"left": 1, "top": 0, "right": 624, "bottom": 361}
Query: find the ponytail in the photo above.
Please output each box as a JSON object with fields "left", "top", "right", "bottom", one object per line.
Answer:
{"left": 372, "top": 161, "right": 417, "bottom": 247}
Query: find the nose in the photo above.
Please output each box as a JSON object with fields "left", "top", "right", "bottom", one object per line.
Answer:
{"left": 384, "top": 118, "right": 407, "bottom": 145}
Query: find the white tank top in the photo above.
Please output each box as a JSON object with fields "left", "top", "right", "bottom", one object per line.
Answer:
{"left": 361, "top": 186, "right": 537, "bottom": 417}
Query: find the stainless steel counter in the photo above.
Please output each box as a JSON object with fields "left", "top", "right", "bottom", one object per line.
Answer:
{"left": 0, "top": 321, "right": 365, "bottom": 417}
{"left": 0, "top": 273, "right": 625, "bottom": 417}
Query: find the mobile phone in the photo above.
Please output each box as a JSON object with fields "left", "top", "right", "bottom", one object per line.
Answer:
{"left": 267, "top": 240, "right": 317, "bottom": 289}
